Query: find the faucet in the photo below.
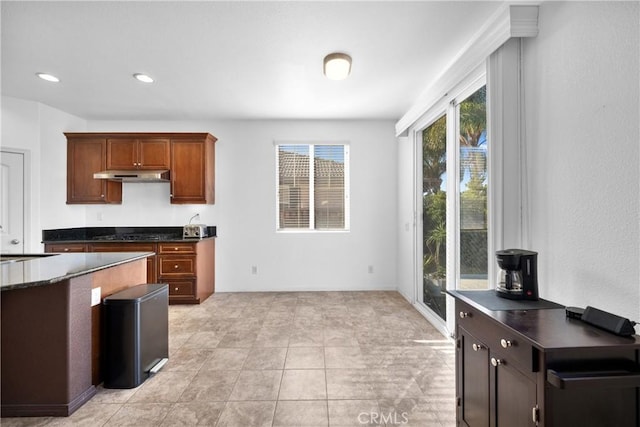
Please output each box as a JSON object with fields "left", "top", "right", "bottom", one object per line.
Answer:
{"left": 188, "top": 213, "right": 200, "bottom": 224}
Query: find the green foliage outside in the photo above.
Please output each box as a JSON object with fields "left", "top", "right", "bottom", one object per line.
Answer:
{"left": 423, "top": 86, "right": 487, "bottom": 282}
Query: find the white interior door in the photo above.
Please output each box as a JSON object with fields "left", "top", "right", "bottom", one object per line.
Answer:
{"left": 1, "top": 151, "right": 25, "bottom": 253}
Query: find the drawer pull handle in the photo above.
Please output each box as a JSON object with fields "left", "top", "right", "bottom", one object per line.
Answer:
{"left": 64, "top": 248, "right": 70, "bottom": 252}
{"left": 491, "top": 358, "right": 503, "bottom": 367}
{"left": 501, "top": 339, "right": 513, "bottom": 348}
{"left": 174, "top": 264, "right": 179, "bottom": 269}
{"left": 174, "top": 247, "right": 179, "bottom": 251}
{"left": 459, "top": 311, "right": 471, "bottom": 319}
{"left": 472, "top": 343, "right": 484, "bottom": 352}
{"left": 175, "top": 287, "right": 179, "bottom": 291}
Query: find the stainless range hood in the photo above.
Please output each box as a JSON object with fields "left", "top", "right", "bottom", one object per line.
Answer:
{"left": 93, "top": 170, "right": 170, "bottom": 182}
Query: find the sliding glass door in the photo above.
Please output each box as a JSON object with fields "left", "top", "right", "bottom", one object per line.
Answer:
{"left": 418, "top": 82, "right": 488, "bottom": 328}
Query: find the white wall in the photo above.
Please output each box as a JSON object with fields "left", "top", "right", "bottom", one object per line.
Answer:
{"left": 523, "top": 1, "right": 640, "bottom": 319}
{"left": 1, "top": 101, "right": 399, "bottom": 292}
{"left": 1, "top": 96, "right": 88, "bottom": 251}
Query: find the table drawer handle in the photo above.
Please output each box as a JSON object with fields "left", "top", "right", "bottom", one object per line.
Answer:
{"left": 501, "top": 339, "right": 513, "bottom": 348}
{"left": 491, "top": 358, "right": 503, "bottom": 367}
{"left": 472, "top": 343, "right": 484, "bottom": 352}
{"left": 459, "top": 311, "right": 471, "bottom": 319}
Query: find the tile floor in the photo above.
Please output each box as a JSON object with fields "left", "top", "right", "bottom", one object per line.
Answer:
{"left": 2, "top": 291, "right": 456, "bottom": 427}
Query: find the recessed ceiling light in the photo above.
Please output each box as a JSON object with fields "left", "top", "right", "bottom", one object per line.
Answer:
{"left": 133, "top": 73, "right": 154, "bottom": 83}
{"left": 36, "top": 73, "right": 60, "bottom": 83}
{"left": 323, "top": 53, "right": 352, "bottom": 80}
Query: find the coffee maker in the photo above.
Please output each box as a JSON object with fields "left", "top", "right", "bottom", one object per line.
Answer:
{"left": 495, "top": 249, "right": 539, "bottom": 300}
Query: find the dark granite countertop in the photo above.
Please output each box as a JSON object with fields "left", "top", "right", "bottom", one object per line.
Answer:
{"left": 0, "top": 252, "right": 153, "bottom": 291}
{"left": 42, "top": 226, "right": 217, "bottom": 243}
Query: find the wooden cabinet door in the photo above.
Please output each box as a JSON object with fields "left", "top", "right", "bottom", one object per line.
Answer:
{"left": 89, "top": 242, "right": 157, "bottom": 283}
{"left": 67, "top": 138, "right": 122, "bottom": 204}
{"left": 106, "top": 138, "right": 138, "bottom": 169}
{"left": 459, "top": 328, "right": 490, "bottom": 427}
{"left": 45, "top": 243, "right": 87, "bottom": 253}
{"left": 138, "top": 139, "right": 170, "bottom": 169}
{"left": 490, "top": 354, "right": 537, "bottom": 427}
{"left": 106, "top": 138, "right": 169, "bottom": 170}
{"left": 170, "top": 139, "right": 213, "bottom": 204}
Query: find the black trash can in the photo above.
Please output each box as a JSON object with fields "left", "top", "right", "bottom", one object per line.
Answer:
{"left": 103, "top": 283, "right": 169, "bottom": 389}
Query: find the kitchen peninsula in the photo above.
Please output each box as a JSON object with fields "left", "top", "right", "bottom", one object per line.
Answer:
{"left": 1, "top": 252, "right": 152, "bottom": 417}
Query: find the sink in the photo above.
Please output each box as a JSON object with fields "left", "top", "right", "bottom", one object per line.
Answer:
{"left": 0, "top": 254, "right": 56, "bottom": 264}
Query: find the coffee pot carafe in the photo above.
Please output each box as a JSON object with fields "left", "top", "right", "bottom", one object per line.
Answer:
{"left": 495, "top": 249, "right": 539, "bottom": 300}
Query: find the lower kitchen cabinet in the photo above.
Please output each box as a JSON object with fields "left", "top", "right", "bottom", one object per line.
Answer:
{"left": 451, "top": 290, "right": 640, "bottom": 427}
{"left": 45, "top": 239, "right": 215, "bottom": 304}
{"left": 158, "top": 240, "right": 214, "bottom": 304}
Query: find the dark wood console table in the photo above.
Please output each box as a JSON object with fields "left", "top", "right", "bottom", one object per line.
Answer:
{"left": 448, "top": 290, "right": 640, "bottom": 427}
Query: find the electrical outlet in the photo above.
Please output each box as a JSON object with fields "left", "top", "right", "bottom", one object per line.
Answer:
{"left": 91, "top": 287, "right": 101, "bottom": 306}
{"left": 251, "top": 266, "right": 258, "bottom": 275}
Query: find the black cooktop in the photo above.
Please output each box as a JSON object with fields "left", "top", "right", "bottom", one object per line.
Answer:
{"left": 92, "top": 233, "right": 179, "bottom": 241}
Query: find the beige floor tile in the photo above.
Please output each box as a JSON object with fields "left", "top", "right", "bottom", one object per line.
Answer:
{"left": 200, "top": 348, "right": 250, "bottom": 370}
{"left": 129, "top": 371, "right": 196, "bottom": 403}
{"left": 327, "top": 399, "right": 380, "bottom": 427}
{"left": 45, "top": 401, "right": 121, "bottom": 427}
{"left": 163, "top": 348, "right": 213, "bottom": 372}
{"left": 378, "top": 398, "right": 441, "bottom": 427}
{"left": 279, "top": 369, "right": 327, "bottom": 400}
{"left": 181, "top": 330, "right": 224, "bottom": 349}
{"left": 91, "top": 384, "right": 140, "bottom": 404}
{"left": 216, "top": 401, "right": 276, "bottom": 427}
{"left": 289, "top": 328, "right": 324, "bottom": 347}
{"left": 324, "top": 346, "right": 367, "bottom": 368}
{"left": 243, "top": 347, "right": 288, "bottom": 370}
{"left": 229, "top": 370, "right": 283, "bottom": 400}
{"left": 160, "top": 401, "right": 226, "bottom": 426}
{"left": 217, "top": 330, "right": 259, "bottom": 348}
{"left": 104, "top": 403, "right": 173, "bottom": 426}
{"left": 273, "top": 400, "right": 328, "bottom": 426}
{"left": 8, "top": 291, "right": 455, "bottom": 426}
{"left": 285, "top": 347, "right": 325, "bottom": 369}
{"left": 180, "top": 370, "right": 240, "bottom": 402}
{"left": 326, "top": 369, "right": 376, "bottom": 399}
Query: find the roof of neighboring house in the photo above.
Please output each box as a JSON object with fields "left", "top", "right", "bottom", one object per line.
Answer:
{"left": 279, "top": 151, "right": 344, "bottom": 178}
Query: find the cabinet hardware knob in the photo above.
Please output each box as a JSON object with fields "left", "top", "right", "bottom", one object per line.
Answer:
{"left": 64, "top": 248, "right": 70, "bottom": 252}
{"left": 459, "top": 311, "right": 471, "bottom": 319}
{"left": 472, "top": 343, "right": 484, "bottom": 351}
{"left": 174, "top": 264, "right": 179, "bottom": 269}
{"left": 174, "top": 247, "right": 178, "bottom": 250}
{"left": 101, "top": 194, "right": 104, "bottom": 198}
{"left": 175, "top": 287, "right": 179, "bottom": 291}
{"left": 501, "top": 339, "right": 513, "bottom": 348}
{"left": 491, "top": 358, "right": 503, "bottom": 367}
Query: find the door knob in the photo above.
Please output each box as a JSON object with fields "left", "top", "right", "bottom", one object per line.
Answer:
{"left": 10, "top": 239, "right": 20, "bottom": 245}
{"left": 491, "top": 357, "right": 503, "bottom": 367}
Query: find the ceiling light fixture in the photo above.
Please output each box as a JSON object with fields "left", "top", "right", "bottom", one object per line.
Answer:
{"left": 323, "top": 53, "right": 352, "bottom": 80}
{"left": 133, "top": 73, "right": 154, "bottom": 83}
{"left": 36, "top": 73, "right": 60, "bottom": 83}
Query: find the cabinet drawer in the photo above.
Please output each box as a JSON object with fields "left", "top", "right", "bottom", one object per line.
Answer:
{"left": 46, "top": 243, "right": 87, "bottom": 253}
{"left": 159, "top": 256, "right": 196, "bottom": 276}
{"left": 158, "top": 243, "right": 196, "bottom": 254}
{"left": 166, "top": 280, "right": 195, "bottom": 297}
{"left": 457, "top": 301, "right": 536, "bottom": 375}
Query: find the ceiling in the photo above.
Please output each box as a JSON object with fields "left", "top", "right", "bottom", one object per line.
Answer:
{"left": 1, "top": 1, "right": 503, "bottom": 121}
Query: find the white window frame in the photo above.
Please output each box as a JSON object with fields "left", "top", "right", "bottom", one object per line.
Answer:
{"left": 412, "top": 65, "right": 488, "bottom": 335}
{"left": 275, "top": 142, "right": 350, "bottom": 233}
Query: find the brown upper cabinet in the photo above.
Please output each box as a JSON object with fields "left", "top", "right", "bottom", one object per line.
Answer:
{"left": 106, "top": 137, "right": 170, "bottom": 170}
{"left": 66, "top": 135, "right": 122, "bottom": 204}
{"left": 65, "top": 133, "right": 216, "bottom": 205}
{"left": 170, "top": 134, "right": 216, "bottom": 204}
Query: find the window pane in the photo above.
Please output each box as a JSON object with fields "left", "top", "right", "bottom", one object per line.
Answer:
{"left": 278, "top": 145, "right": 310, "bottom": 229}
{"left": 459, "top": 85, "right": 488, "bottom": 290}
{"left": 422, "top": 115, "right": 447, "bottom": 321}
{"left": 314, "top": 145, "right": 345, "bottom": 229}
